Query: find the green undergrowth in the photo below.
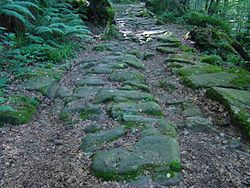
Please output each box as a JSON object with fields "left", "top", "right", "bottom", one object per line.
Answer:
{"left": 145, "top": 0, "right": 250, "bottom": 69}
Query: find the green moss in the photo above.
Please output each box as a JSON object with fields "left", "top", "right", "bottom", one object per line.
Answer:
{"left": 200, "top": 54, "right": 224, "bottom": 65}
{"left": 93, "top": 43, "right": 112, "bottom": 51}
{"left": 127, "top": 49, "right": 141, "bottom": 58}
{"left": 180, "top": 45, "right": 195, "bottom": 53}
{"left": 80, "top": 110, "right": 97, "bottom": 120}
{"left": 230, "top": 71, "right": 250, "bottom": 89}
{"left": 169, "top": 160, "right": 181, "bottom": 172}
{"left": 175, "top": 64, "right": 223, "bottom": 77}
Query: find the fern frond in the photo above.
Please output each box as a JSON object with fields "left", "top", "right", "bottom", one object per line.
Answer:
{"left": 0, "top": 9, "right": 27, "bottom": 24}
{"left": 1, "top": 4, "right": 36, "bottom": 20}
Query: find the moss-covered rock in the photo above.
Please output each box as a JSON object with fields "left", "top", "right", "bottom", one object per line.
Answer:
{"left": 165, "top": 57, "right": 194, "bottom": 65}
{"left": 95, "top": 89, "right": 155, "bottom": 103}
{"left": 92, "top": 135, "right": 180, "bottom": 183}
{"left": 81, "top": 126, "right": 125, "bottom": 153}
{"left": 159, "top": 79, "right": 177, "bottom": 91}
{"left": 19, "top": 76, "right": 57, "bottom": 94}
{"left": 173, "top": 64, "right": 223, "bottom": 77}
{"left": 73, "top": 87, "right": 98, "bottom": 99}
{"left": 206, "top": 87, "right": 250, "bottom": 137}
{"left": 84, "top": 124, "right": 103, "bottom": 133}
{"left": 109, "top": 71, "right": 145, "bottom": 84}
{"left": 77, "top": 77, "right": 106, "bottom": 86}
{"left": 64, "top": 103, "right": 102, "bottom": 120}
{"left": 0, "top": 95, "right": 38, "bottom": 126}
{"left": 102, "top": 54, "right": 145, "bottom": 69}
{"left": 186, "top": 116, "right": 215, "bottom": 132}
{"left": 154, "top": 35, "right": 180, "bottom": 44}
{"left": 183, "top": 71, "right": 250, "bottom": 90}
{"left": 181, "top": 103, "right": 203, "bottom": 117}
{"left": 87, "top": 66, "right": 114, "bottom": 74}
{"left": 110, "top": 101, "right": 163, "bottom": 119}
{"left": 156, "top": 46, "right": 178, "bottom": 54}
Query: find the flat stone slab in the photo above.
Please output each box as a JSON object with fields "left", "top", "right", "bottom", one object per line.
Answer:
{"left": 173, "top": 64, "right": 223, "bottom": 77}
{"left": 19, "top": 76, "right": 56, "bottom": 93}
{"left": 109, "top": 71, "right": 145, "bottom": 84}
{"left": 181, "top": 103, "right": 203, "bottom": 117}
{"left": 84, "top": 124, "right": 103, "bottom": 133}
{"left": 95, "top": 89, "right": 155, "bottom": 103}
{"left": 123, "top": 81, "right": 150, "bottom": 91}
{"left": 186, "top": 117, "right": 215, "bottom": 132}
{"left": 81, "top": 126, "right": 125, "bottom": 153}
{"left": 207, "top": 87, "right": 250, "bottom": 137}
{"left": 154, "top": 35, "right": 180, "bottom": 43}
{"left": 184, "top": 72, "right": 250, "bottom": 90}
{"left": 92, "top": 135, "right": 180, "bottom": 183}
{"left": 158, "top": 42, "right": 181, "bottom": 48}
{"left": 73, "top": 87, "right": 98, "bottom": 98}
{"left": 87, "top": 66, "right": 114, "bottom": 74}
{"left": 77, "top": 77, "right": 106, "bottom": 86}
{"left": 165, "top": 57, "right": 194, "bottom": 65}
{"left": 63, "top": 103, "right": 102, "bottom": 120}
{"left": 110, "top": 101, "right": 163, "bottom": 119}
{"left": 156, "top": 46, "right": 178, "bottom": 54}
{"left": 102, "top": 54, "right": 145, "bottom": 69}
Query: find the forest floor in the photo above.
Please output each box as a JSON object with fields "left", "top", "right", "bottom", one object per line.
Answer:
{"left": 0, "top": 3, "right": 250, "bottom": 188}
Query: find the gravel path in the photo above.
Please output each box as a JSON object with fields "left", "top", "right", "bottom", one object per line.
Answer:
{"left": 0, "top": 3, "right": 249, "bottom": 188}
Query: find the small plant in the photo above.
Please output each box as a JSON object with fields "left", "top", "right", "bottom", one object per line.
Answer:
{"left": 169, "top": 160, "right": 181, "bottom": 172}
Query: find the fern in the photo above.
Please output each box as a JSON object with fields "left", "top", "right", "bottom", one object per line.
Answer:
{"left": 0, "top": 0, "right": 38, "bottom": 30}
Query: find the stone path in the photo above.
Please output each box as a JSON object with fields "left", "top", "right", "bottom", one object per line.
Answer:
{"left": 0, "top": 2, "right": 250, "bottom": 188}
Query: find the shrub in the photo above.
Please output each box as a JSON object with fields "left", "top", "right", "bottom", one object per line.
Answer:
{"left": 183, "top": 11, "right": 231, "bottom": 33}
{"left": 158, "top": 12, "right": 177, "bottom": 23}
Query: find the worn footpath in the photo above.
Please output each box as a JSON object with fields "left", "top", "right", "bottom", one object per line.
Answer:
{"left": 0, "top": 3, "right": 250, "bottom": 188}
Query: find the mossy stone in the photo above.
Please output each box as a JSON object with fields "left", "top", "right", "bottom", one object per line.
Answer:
{"left": 158, "top": 42, "right": 181, "bottom": 48}
{"left": 183, "top": 72, "right": 249, "bottom": 90}
{"left": 87, "top": 66, "right": 114, "bottom": 74}
{"left": 95, "top": 89, "right": 155, "bottom": 103}
{"left": 123, "top": 81, "right": 150, "bottom": 91}
{"left": 109, "top": 71, "right": 145, "bottom": 84}
{"left": 0, "top": 95, "right": 38, "bottom": 126}
{"left": 81, "top": 126, "right": 125, "bottom": 153}
{"left": 102, "top": 54, "right": 145, "bottom": 69}
{"left": 159, "top": 79, "right": 177, "bottom": 91}
{"left": 77, "top": 77, "right": 106, "bottom": 86}
{"left": 181, "top": 103, "right": 203, "bottom": 117}
{"left": 155, "top": 35, "right": 180, "bottom": 43}
{"left": 92, "top": 135, "right": 180, "bottom": 182}
{"left": 173, "top": 64, "right": 223, "bottom": 77}
{"left": 156, "top": 47, "right": 178, "bottom": 54}
{"left": 19, "top": 76, "right": 56, "bottom": 94}
{"left": 207, "top": 87, "right": 250, "bottom": 137}
{"left": 73, "top": 87, "right": 98, "bottom": 99}
{"left": 0, "top": 105, "right": 36, "bottom": 126}
{"left": 64, "top": 103, "right": 102, "bottom": 120}
{"left": 165, "top": 57, "right": 194, "bottom": 65}
{"left": 84, "top": 124, "right": 103, "bottom": 133}
{"left": 110, "top": 101, "right": 163, "bottom": 119}
{"left": 186, "top": 117, "right": 215, "bottom": 132}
